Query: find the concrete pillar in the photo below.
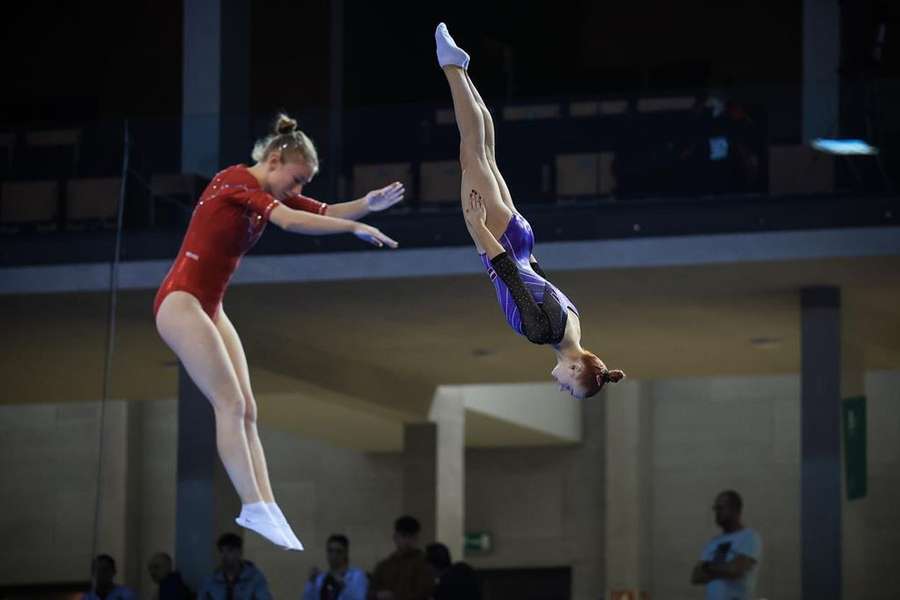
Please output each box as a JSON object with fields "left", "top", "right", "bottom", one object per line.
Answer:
{"left": 174, "top": 365, "right": 240, "bottom": 592}
{"left": 328, "top": 0, "right": 344, "bottom": 201}
{"left": 430, "top": 389, "right": 465, "bottom": 561}
{"left": 402, "top": 391, "right": 466, "bottom": 560}
{"left": 803, "top": 0, "right": 841, "bottom": 141}
{"left": 182, "top": 0, "right": 251, "bottom": 177}
{"left": 570, "top": 381, "right": 609, "bottom": 600}
{"left": 801, "top": 286, "right": 842, "bottom": 599}
{"left": 403, "top": 423, "right": 438, "bottom": 544}
{"left": 604, "top": 381, "right": 651, "bottom": 599}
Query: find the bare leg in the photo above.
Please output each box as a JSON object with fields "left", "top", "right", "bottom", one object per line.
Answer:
{"left": 464, "top": 71, "right": 517, "bottom": 214}
{"left": 442, "top": 65, "right": 512, "bottom": 240}
{"left": 215, "top": 309, "right": 304, "bottom": 549}
{"left": 214, "top": 310, "right": 274, "bottom": 503}
{"left": 155, "top": 292, "right": 261, "bottom": 504}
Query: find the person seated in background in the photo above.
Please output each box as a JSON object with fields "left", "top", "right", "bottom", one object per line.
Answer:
{"left": 197, "top": 532, "right": 272, "bottom": 600}
{"left": 425, "top": 543, "right": 481, "bottom": 600}
{"left": 147, "top": 552, "right": 192, "bottom": 600}
{"left": 81, "top": 554, "right": 137, "bottom": 600}
{"left": 368, "top": 515, "right": 433, "bottom": 600}
{"left": 303, "top": 534, "right": 368, "bottom": 600}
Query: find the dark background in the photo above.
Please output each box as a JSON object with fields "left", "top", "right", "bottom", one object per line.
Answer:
{"left": 4, "top": 1, "right": 895, "bottom": 125}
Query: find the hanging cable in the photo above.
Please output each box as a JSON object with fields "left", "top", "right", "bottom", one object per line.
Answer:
{"left": 88, "top": 119, "right": 131, "bottom": 590}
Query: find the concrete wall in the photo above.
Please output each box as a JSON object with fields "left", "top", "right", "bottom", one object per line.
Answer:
{"left": 1, "top": 371, "right": 897, "bottom": 600}
{"left": 240, "top": 427, "right": 404, "bottom": 600}
{"left": 0, "top": 401, "right": 100, "bottom": 585}
{"left": 843, "top": 371, "right": 900, "bottom": 600}
{"left": 0, "top": 399, "right": 405, "bottom": 599}
{"left": 0, "top": 400, "right": 174, "bottom": 593}
{"left": 463, "top": 386, "right": 606, "bottom": 600}
{"left": 643, "top": 371, "right": 900, "bottom": 600}
{"left": 647, "top": 375, "right": 802, "bottom": 600}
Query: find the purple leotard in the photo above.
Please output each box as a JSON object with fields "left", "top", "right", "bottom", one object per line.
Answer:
{"left": 480, "top": 213, "right": 579, "bottom": 338}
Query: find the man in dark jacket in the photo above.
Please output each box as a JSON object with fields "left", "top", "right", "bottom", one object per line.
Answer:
{"left": 197, "top": 533, "right": 272, "bottom": 600}
{"left": 148, "top": 552, "right": 192, "bottom": 600}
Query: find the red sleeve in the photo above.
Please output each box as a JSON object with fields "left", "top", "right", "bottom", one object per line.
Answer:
{"left": 281, "top": 193, "right": 327, "bottom": 215}
{"left": 215, "top": 166, "right": 280, "bottom": 221}
{"left": 229, "top": 189, "right": 280, "bottom": 221}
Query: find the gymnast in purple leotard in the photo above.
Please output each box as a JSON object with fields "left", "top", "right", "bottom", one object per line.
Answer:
{"left": 436, "top": 23, "right": 625, "bottom": 398}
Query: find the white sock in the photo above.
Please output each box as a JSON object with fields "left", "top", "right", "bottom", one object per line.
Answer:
{"left": 266, "top": 502, "right": 304, "bottom": 551}
{"left": 239, "top": 501, "right": 270, "bottom": 521}
{"left": 235, "top": 502, "right": 293, "bottom": 550}
{"left": 435, "top": 22, "right": 470, "bottom": 69}
{"left": 265, "top": 502, "right": 286, "bottom": 523}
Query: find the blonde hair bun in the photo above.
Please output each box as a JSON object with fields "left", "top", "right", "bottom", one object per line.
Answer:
{"left": 274, "top": 113, "right": 298, "bottom": 135}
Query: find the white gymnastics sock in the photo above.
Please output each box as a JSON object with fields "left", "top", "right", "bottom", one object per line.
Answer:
{"left": 235, "top": 502, "right": 292, "bottom": 550}
{"left": 266, "top": 502, "right": 304, "bottom": 551}
{"left": 435, "top": 22, "right": 470, "bottom": 69}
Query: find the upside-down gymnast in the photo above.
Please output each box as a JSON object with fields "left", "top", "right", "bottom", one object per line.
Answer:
{"left": 435, "top": 23, "right": 625, "bottom": 398}
{"left": 154, "top": 114, "right": 403, "bottom": 550}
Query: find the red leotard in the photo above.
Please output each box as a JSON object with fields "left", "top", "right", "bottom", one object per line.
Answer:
{"left": 153, "top": 164, "right": 327, "bottom": 319}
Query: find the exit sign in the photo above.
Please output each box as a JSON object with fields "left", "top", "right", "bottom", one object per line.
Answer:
{"left": 464, "top": 531, "right": 492, "bottom": 554}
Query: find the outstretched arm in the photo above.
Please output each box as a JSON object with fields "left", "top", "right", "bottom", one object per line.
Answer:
{"left": 269, "top": 204, "right": 398, "bottom": 248}
{"left": 324, "top": 182, "right": 405, "bottom": 221}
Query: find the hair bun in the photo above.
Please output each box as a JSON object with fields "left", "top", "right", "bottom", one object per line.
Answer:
{"left": 274, "top": 113, "right": 298, "bottom": 135}
{"left": 606, "top": 369, "right": 626, "bottom": 383}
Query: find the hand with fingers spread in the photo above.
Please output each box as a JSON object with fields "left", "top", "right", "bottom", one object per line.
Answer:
{"left": 365, "top": 181, "right": 406, "bottom": 212}
{"left": 352, "top": 222, "right": 399, "bottom": 248}
{"left": 463, "top": 189, "right": 488, "bottom": 228}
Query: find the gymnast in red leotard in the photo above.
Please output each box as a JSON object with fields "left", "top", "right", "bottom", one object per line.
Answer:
{"left": 154, "top": 114, "right": 403, "bottom": 550}
{"left": 153, "top": 164, "right": 333, "bottom": 319}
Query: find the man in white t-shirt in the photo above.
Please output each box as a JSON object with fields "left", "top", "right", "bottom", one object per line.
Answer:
{"left": 690, "top": 490, "right": 762, "bottom": 600}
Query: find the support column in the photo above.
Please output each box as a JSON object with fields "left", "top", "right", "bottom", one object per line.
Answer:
{"left": 430, "top": 389, "right": 465, "bottom": 561}
{"left": 402, "top": 388, "right": 465, "bottom": 560}
{"left": 803, "top": 0, "right": 841, "bottom": 141}
{"left": 328, "top": 0, "right": 344, "bottom": 201}
{"left": 801, "top": 286, "right": 842, "bottom": 600}
{"left": 604, "top": 381, "right": 651, "bottom": 599}
{"left": 570, "top": 380, "right": 610, "bottom": 600}
{"left": 182, "top": 0, "right": 251, "bottom": 177}
{"left": 403, "top": 423, "right": 438, "bottom": 545}
{"left": 174, "top": 365, "right": 240, "bottom": 592}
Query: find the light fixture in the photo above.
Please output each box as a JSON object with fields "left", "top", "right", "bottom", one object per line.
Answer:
{"left": 810, "top": 138, "right": 878, "bottom": 156}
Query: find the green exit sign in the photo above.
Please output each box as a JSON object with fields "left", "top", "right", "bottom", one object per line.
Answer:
{"left": 464, "top": 531, "right": 492, "bottom": 554}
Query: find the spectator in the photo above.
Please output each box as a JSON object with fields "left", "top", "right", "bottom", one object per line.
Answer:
{"left": 197, "top": 533, "right": 272, "bottom": 600}
{"left": 690, "top": 489, "right": 762, "bottom": 600}
{"left": 148, "top": 552, "right": 192, "bottom": 600}
{"left": 425, "top": 543, "right": 481, "bottom": 600}
{"left": 368, "top": 515, "right": 433, "bottom": 600}
{"left": 303, "top": 534, "right": 368, "bottom": 600}
{"left": 81, "top": 554, "right": 137, "bottom": 600}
